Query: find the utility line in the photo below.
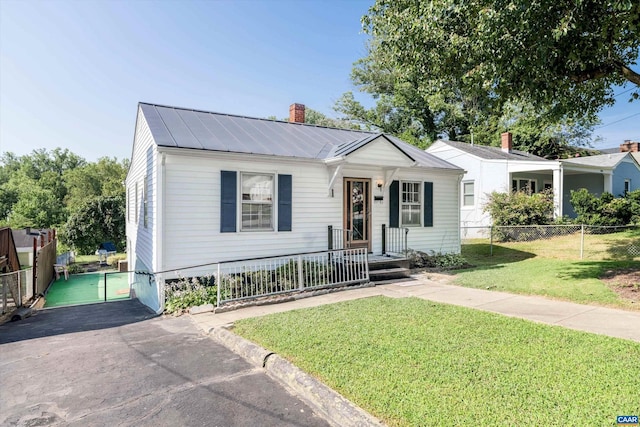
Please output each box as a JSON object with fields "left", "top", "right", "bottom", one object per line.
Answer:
{"left": 613, "top": 87, "right": 634, "bottom": 97}
{"left": 595, "top": 112, "right": 640, "bottom": 129}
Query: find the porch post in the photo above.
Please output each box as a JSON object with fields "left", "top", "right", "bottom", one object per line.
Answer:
{"left": 552, "top": 165, "right": 563, "bottom": 218}
{"left": 381, "top": 224, "right": 386, "bottom": 255}
{"left": 603, "top": 172, "right": 613, "bottom": 194}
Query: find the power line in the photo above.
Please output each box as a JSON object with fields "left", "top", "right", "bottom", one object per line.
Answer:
{"left": 595, "top": 112, "right": 640, "bottom": 129}
{"left": 613, "top": 87, "right": 635, "bottom": 97}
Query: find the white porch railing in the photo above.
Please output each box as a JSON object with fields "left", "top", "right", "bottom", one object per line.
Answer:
{"left": 216, "top": 248, "right": 369, "bottom": 306}
{"left": 382, "top": 225, "right": 409, "bottom": 256}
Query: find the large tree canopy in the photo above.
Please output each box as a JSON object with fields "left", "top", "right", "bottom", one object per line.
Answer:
{"left": 359, "top": 0, "right": 639, "bottom": 122}
{"left": 0, "top": 150, "right": 128, "bottom": 253}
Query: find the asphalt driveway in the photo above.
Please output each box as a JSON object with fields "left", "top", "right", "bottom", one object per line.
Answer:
{"left": 0, "top": 300, "right": 329, "bottom": 426}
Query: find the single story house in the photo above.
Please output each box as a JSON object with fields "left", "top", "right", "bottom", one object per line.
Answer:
{"left": 426, "top": 134, "right": 640, "bottom": 235}
{"left": 126, "top": 102, "right": 464, "bottom": 312}
{"left": 11, "top": 228, "right": 53, "bottom": 267}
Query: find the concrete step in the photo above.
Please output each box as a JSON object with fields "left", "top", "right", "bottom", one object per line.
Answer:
{"left": 369, "top": 267, "right": 411, "bottom": 283}
{"left": 368, "top": 258, "right": 409, "bottom": 271}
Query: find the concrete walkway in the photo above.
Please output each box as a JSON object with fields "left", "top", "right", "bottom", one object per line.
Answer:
{"left": 192, "top": 277, "right": 640, "bottom": 343}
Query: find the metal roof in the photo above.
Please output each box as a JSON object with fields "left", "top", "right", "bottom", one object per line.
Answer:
{"left": 561, "top": 152, "right": 631, "bottom": 168}
{"left": 139, "top": 103, "right": 461, "bottom": 171}
{"left": 434, "top": 139, "right": 549, "bottom": 161}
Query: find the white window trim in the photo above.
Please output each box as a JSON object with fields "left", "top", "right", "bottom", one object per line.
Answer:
{"left": 462, "top": 181, "right": 475, "bottom": 207}
{"left": 624, "top": 179, "right": 631, "bottom": 194}
{"left": 400, "top": 181, "right": 421, "bottom": 227}
{"left": 240, "top": 172, "right": 275, "bottom": 232}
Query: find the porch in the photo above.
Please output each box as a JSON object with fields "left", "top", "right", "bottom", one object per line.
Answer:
{"left": 328, "top": 225, "right": 411, "bottom": 283}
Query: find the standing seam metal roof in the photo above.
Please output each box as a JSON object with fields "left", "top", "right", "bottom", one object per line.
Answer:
{"left": 139, "top": 103, "right": 461, "bottom": 171}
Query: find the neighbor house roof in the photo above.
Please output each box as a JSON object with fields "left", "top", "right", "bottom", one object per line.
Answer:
{"left": 433, "top": 139, "right": 549, "bottom": 161}
{"left": 139, "top": 103, "right": 461, "bottom": 171}
{"left": 561, "top": 152, "right": 633, "bottom": 168}
{"left": 11, "top": 228, "right": 52, "bottom": 249}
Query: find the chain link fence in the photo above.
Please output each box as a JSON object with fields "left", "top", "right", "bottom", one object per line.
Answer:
{"left": 461, "top": 225, "right": 640, "bottom": 260}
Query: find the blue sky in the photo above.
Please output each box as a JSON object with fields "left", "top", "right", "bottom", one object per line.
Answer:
{"left": 0, "top": 0, "right": 638, "bottom": 162}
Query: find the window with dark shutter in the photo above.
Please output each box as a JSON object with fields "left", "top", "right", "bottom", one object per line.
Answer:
{"left": 220, "top": 170, "right": 237, "bottom": 232}
{"left": 389, "top": 180, "right": 399, "bottom": 227}
{"left": 423, "top": 182, "right": 433, "bottom": 227}
{"left": 278, "top": 174, "right": 292, "bottom": 231}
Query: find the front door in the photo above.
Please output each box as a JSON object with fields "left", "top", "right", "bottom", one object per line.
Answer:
{"left": 344, "top": 178, "right": 371, "bottom": 251}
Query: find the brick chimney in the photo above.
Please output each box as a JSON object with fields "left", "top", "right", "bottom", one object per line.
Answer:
{"left": 501, "top": 132, "right": 513, "bottom": 153}
{"left": 620, "top": 140, "right": 639, "bottom": 152}
{"left": 289, "top": 103, "right": 305, "bottom": 123}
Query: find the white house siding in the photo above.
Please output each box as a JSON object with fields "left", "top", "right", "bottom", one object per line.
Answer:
{"left": 161, "top": 152, "right": 340, "bottom": 272}
{"left": 347, "top": 138, "right": 415, "bottom": 167}
{"left": 427, "top": 142, "right": 504, "bottom": 236}
{"left": 159, "top": 148, "right": 462, "bottom": 276}
{"left": 399, "top": 170, "right": 461, "bottom": 254}
{"left": 337, "top": 166, "right": 461, "bottom": 255}
{"left": 125, "top": 109, "right": 158, "bottom": 311}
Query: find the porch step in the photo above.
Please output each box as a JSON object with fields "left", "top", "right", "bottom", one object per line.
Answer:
{"left": 368, "top": 258, "right": 410, "bottom": 271}
{"left": 369, "top": 267, "right": 411, "bottom": 283}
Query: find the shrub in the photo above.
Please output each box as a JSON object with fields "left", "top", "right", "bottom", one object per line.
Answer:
{"left": 483, "top": 190, "right": 554, "bottom": 226}
{"left": 107, "top": 254, "right": 126, "bottom": 266}
{"left": 67, "top": 263, "right": 84, "bottom": 274}
{"left": 407, "top": 250, "right": 470, "bottom": 270}
{"left": 164, "top": 275, "right": 218, "bottom": 314}
{"left": 570, "top": 189, "right": 633, "bottom": 226}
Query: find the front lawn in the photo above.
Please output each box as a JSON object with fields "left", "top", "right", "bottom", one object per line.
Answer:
{"left": 456, "top": 229, "right": 640, "bottom": 309}
{"left": 234, "top": 297, "right": 640, "bottom": 426}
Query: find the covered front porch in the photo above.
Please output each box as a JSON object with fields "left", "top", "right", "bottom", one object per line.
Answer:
{"left": 328, "top": 224, "right": 411, "bottom": 283}
{"left": 507, "top": 162, "right": 613, "bottom": 219}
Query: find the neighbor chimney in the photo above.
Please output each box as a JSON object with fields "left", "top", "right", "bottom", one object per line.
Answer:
{"left": 289, "top": 103, "right": 305, "bottom": 123}
{"left": 501, "top": 132, "right": 513, "bottom": 153}
{"left": 620, "top": 140, "right": 639, "bottom": 153}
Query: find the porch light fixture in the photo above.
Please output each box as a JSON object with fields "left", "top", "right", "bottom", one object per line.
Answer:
{"left": 376, "top": 180, "right": 384, "bottom": 192}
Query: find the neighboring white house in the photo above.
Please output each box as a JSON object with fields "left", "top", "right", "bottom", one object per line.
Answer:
{"left": 11, "top": 228, "right": 52, "bottom": 267}
{"left": 426, "top": 133, "right": 640, "bottom": 236}
{"left": 126, "top": 102, "right": 465, "bottom": 312}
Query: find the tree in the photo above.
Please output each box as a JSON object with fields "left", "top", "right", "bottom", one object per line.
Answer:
{"left": 358, "top": 0, "right": 639, "bottom": 124}
{"left": 63, "top": 157, "right": 128, "bottom": 209}
{"left": 302, "top": 108, "right": 361, "bottom": 130}
{"left": 62, "top": 194, "right": 126, "bottom": 255}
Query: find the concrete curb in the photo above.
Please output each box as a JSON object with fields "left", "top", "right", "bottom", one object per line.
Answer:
{"left": 209, "top": 326, "right": 385, "bottom": 427}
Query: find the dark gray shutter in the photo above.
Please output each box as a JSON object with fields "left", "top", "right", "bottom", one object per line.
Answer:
{"left": 424, "top": 182, "right": 433, "bottom": 227}
{"left": 278, "top": 174, "right": 292, "bottom": 231}
{"left": 220, "top": 171, "right": 237, "bottom": 232}
{"left": 389, "top": 180, "right": 399, "bottom": 228}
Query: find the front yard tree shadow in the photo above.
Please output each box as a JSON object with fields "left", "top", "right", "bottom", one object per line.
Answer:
{"left": 461, "top": 243, "right": 535, "bottom": 271}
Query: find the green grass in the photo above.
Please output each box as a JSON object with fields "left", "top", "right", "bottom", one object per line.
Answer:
{"left": 234, "top": 297, "right": 640, "bottom": 426}
{"left": 456, "top": 229, "right": 640, "bottom": 309}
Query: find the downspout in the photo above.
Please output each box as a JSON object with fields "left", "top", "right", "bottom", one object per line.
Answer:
{"left": 156, "top": 151, "right": 166, "bottom": 314}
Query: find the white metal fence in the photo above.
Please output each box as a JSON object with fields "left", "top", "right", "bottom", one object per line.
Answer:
{"left": 461, "top": 225, "right": 639, "bottom": 260}
{"left": 216, "top": 248, "right": 369, "bottom": 306}
{"left": 0, "top": 268, "right": 34, "bottom": 314}
{"left": 163, "top": 248, "right": 370, "bottom": 309}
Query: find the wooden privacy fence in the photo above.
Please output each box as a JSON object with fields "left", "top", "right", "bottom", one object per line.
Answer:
{"left": 35, "top": 238, "right": 57, "bottom": 295}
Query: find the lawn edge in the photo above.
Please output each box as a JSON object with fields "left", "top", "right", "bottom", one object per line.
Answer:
{"left": 208, "top": 326, "right": 386, "bottom": 427}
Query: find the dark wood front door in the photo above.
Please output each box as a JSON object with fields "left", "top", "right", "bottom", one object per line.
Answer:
{"left": 344, "top": 178, "right": 371, "bottom": 251}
